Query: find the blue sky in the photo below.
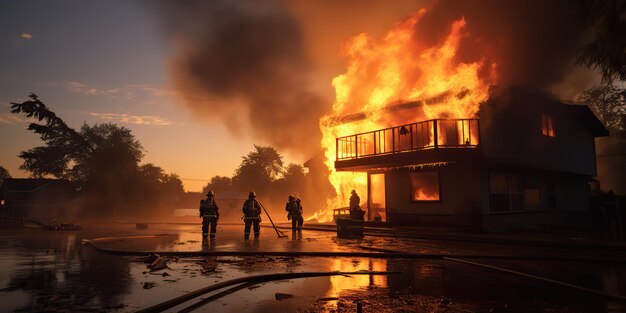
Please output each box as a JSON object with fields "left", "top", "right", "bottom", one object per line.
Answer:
{"left": 0, "top": 1, "right": 255, "bottom": 191}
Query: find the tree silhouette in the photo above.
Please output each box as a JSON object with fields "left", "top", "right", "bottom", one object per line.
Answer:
{"left": 575, "top": 0, "right": 626, "bottom": 82}
{"left": 10, "top": 94, "right": 183, "bottom": 216}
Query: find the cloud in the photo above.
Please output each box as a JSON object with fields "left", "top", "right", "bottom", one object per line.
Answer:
{"left": 0, "top": 113, "right": 29, "bottom": 125}
{"left": 67, "top": 81, "right": 176, "bottom": 98}
{"left": 89, "top": 112, "right": 172, "bottom": 126}
{"left": 20, "top": 33, "right": 32, "bottom": 39}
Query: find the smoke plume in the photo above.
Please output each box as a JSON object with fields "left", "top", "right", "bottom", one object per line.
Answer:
{"left": 415, "top": 0, "right": 588, "bottom": 91}
{"left": 151, "top": 0, "right": 594, "bottom": 154}
{"left": 150, "top": 0, "right": 326, "bottom": 156}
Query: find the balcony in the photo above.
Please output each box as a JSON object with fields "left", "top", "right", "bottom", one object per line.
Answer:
{"left": 335, "top": 119, "right": 481, "bottom": 171}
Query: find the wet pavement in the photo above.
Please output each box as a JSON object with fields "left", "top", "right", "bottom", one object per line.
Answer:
{"left": 1, "top": 222, "right": 625, "bottom": 312}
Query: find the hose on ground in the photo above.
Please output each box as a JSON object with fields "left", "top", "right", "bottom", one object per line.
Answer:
{"left": 444, "top": 257, "right": 626, "bottom": 302}
{"left": 136, "top": 271, "right": 400, "bottom": 313}
{"left": 80, "top": 237, "right": 626, "bottom": 263}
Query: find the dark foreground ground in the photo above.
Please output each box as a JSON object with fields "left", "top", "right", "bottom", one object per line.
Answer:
{"left": 0, "top": 222, "right": 625, "bottom": 312}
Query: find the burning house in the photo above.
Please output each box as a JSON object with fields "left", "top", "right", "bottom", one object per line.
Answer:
{"left": 332, "top": 88, "right": 608, "bottom": 230}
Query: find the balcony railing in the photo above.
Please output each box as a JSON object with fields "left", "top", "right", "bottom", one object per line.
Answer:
{"left": 336, "top": 119, "right": 480, "bottom": 161}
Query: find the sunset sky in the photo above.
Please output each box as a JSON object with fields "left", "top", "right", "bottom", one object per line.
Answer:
{"left": 0, "top": 1, "right": 428, "bottom": 192}
{"left": 0, "top": 0, "right": 609, "bottom": 192}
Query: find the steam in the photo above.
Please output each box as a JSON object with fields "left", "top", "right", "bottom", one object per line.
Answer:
{"left": 150, "top": 0, "right": 326, "bottom": 156}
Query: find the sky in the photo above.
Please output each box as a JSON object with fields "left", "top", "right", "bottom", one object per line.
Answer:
{"left": 0, "top": 0, "right": 612, "bottom": 193}
{"left": 0, "top": 1, "right": 262, "bottom": 192}
{"left": 0, "top": 0, "right": 430, "bottom": 192}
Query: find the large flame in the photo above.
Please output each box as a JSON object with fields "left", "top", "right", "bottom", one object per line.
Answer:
{"left": 309, "top": 10, "right": 497, "bottom": 222}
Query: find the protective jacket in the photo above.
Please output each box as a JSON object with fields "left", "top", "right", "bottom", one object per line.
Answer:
{"left": 285, "top": 200, "right": 303, "bottom": 217}
{"left": 200, "top": 197, "right": 220, "bottom": 219}
{"left": 242, "top": 198, "right": 262, "bottom": 219}
{"left": 349, "top": 193, "right": 361, "bottom": 210}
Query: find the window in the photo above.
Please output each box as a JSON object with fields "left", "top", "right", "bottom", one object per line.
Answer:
{"left": 410, "top": 171, "right": 440, "bottom": 201}
{"left": 546, "top": 180, "right": 557, "bottom": 209}
{"left": 523, "top": 173, "right": 542, "bottom": 209}
{"left": 541, "top": 114, "right": 555, "bottom": 137}
{"left": 489, "top": 172, "right": 523, "bottom": 212}
{"left": 369, "top": 174, "right": 386, "bottom": 221}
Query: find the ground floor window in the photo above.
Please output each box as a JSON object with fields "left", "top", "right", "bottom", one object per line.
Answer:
{"left": 410, "top": 171, "right": 440, "bottom": 201}
{"left": 489, "top": 172, "right": 523, "bottom": 212}
{"left": 546, "top": 180, "right": 557, "bottom": 209}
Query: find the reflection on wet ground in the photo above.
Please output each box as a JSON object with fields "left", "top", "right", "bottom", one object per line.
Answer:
{"left": 0, "top": 223, "right": 625, "bottom": 312}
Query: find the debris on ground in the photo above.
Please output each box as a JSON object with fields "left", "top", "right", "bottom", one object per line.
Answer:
{"left": 143, "top": 282, "right": 156, "bottom": 289}
{"left": 41, "top": 220, "right": 82, "bottom": 231}
{"left": 275, "top": 293, "right": 294, "bottom": 301}
{"left": 248, "top": 285, "right": 260, "bottom": 290}
{"left": 440, "top": 297, "right": 452, "bottom": 305}
{"left": 136, "top": 223, "right": 149, "bottom": 229}
{"left": 149, "top": 256, "right": 168, "bottom": 272}
{"left": 317, "top": 297, "right": 340, "bottom": 301}
{"left": 135, "top": 253, "right": 160, "bottom": 264}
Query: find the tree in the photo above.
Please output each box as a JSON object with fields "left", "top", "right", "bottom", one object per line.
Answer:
{"left": 11, "top": 94, "right": 183, "bottom": 216}
{"left": 233, "top": 145, "right": 284, "bottom": 192}
{"left": 578, "top": 84, "right": 626, "bottom": 194}
{"left": 577, "top": 84, "right": 626, "bottom": 131}
{"left": 202, "top": 176, "right": 233, "bottom": 194}
{"left": 0, "top": 166, "right": 10, "bottom": 182}
{"left": 575, "top": 0, "right": 626, "bottom": 82}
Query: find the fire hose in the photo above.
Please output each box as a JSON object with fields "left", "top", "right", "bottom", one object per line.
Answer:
{"left": 80, "top": 237, "right": 626, "bottom": 310}
{"left": 135, "top": 271, "right": 400, "bottom": 313}
{"left": 240, "top": 201, "right": 287, "bottom": 238}
{"left": 258, "top": 201, "right": 287, "bottom": 238}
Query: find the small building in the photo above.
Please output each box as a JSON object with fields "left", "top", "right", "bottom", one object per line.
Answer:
{"left": 334, "top": 89, "right": 609, "bottom": 230}
{"left": 0, "top": 178, "right": 77, "bottom": 222}
{"left": 214, "top": 190, "right": 248, "bottom": 221}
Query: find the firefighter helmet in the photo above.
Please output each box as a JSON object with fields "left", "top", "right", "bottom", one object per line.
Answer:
{"left": 288, "top": 194, "right": 295, "bottom": 200}
{"left": 249, "top": 191, "right": 256, "bottom": 198}
{"left": 351, "top": 189, "right": 357, "bottom": 195}
{"left": 207, "top": 190, "right": 215, "bottom": 197}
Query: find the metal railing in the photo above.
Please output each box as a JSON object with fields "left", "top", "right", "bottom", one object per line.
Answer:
{"left": 336, "top": 119, "right": 480, "bottom": 161}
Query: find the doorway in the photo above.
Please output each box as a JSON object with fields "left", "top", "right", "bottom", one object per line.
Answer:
{"left": 368, "top": 173, "right": 387, "bottom": 222}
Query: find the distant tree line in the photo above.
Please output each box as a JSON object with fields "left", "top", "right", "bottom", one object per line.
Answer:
{"left": 201, "top": 145, "right": 326, "bottom": 215}
{"left": 10, "top": 94, "right": 185, "bottom": 217}
{"left": 578, "top": 84, "right": 626, "bottom": 194}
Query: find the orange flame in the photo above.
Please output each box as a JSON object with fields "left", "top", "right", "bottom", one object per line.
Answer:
{"left": 310, "top": 10, "right": 497, "bottom": 222}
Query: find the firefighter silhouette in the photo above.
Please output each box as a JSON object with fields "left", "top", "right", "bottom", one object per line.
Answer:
{"left": 199, "top": 191, "right": 219, "bottom": 238}
{"left": 242, "top": 191, "right": 262, "bottom": 239}
{"left": 285, "top": 194, "right": 304, "bottom": 230}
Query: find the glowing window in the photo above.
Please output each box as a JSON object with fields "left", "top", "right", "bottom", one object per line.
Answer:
{"left": 541, "top": 114, "right": 555, "bottom": 137}
{"left": 410, "top": 171, "right": 440, "bottom": 201}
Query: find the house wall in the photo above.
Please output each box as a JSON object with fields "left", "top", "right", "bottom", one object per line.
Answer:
{"left": 385, "top": 162, "right": 483, "bottom": 228}
{"left": 382, "top": 162, "right": 592, "bottom": 230}
{"left": 479, "top": 90, "right": 598, "bottom": 176}
{"left": 480, "top": 169, "right": 592, "bottom": 230}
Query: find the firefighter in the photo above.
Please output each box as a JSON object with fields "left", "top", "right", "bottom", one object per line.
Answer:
{"left": 242, "top": 191, "right": 262, "bottom": 239}
{"left": 349, "top": 189, "right": 361, "bottom": 211}
{"left": 285, "top": 195, "right": 304, "bottom": 230}
{"left": 200, "top": 191, "right": 220, "bottom": 238}
{"left": 349, "top": 189, "right": 364, "bottom": 220}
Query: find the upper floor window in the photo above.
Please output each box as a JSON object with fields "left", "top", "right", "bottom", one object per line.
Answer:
{"left": 541, "top": 114, "right": 555, "bottom": 137}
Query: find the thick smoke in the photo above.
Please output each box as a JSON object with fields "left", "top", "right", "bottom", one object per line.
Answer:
{"left": 151, "top": 0, "right": 326, "bottom": 156}
{"left": 413, "top": 0, "right": 588, "bottom": 92}
{"left": 151, "top": 0, "right": 592, "bottom": 155}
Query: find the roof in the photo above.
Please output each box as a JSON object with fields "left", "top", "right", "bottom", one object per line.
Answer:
{"left": 567, "top": 105, "right": 610, "bottom": 137}
{"left": 1, "top": 178, "right": 74, "bottom": 193}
